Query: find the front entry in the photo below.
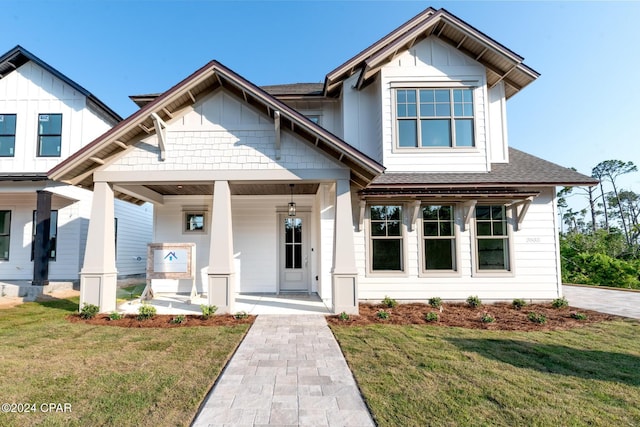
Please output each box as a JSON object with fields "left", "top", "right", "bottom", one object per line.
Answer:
{"left": 279, "top": 213, "right": 310, "bottom": 293}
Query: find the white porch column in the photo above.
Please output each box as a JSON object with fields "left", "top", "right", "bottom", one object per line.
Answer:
{"left": 332, "top": 179, "right": 359, "bottom": 314}
{"left": 79, "top": 181, "right": 117, "bottom": 312}
{"left": 207, "top": 180, "right": 235, "bottom": 314}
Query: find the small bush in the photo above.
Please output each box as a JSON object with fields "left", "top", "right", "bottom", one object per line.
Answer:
{"left": 170, "top": 314, "right": 186, "bottom": 324}
{"left": 137, "top": 304, "right": 157, "bottom": 321}
{"left": 200, "top": 305, "right": 218, "bottom": 319}
{"left": 528, "top": 312, "right": 547, "bottom": 324}
{"left": 376, "top": 309, "right": 390, "bottom": 320}
{"left": 80, "top": 303, "right": 99, "bottom": 319}
{"left": 382, "top": 296, "right": 398, "bottom": 308}
{"left": 428, "top": 297, "right": 442, "bottom": 309}
{"left": 481, "top": 312, "right": 495, "bottom": 323}
{"left": 234, "top": 311, "right": 249, "bottom": 320}
{"left": 424, "top": 312, "right": 439, "bottom": 322}
{"left": 571, "top": 312, "right": 588, "bottom": 320}
{"left": 552, "top": 296, "right": 569, "bottom": 309}
{"left": 466, "top": 295, "right": 482, "bottom": 308}
{"left": 339, "top": 311, "right": 350, "bottom": 321}
{"left": 512, "top": 299, "right": 527, "bottom": 310}
{"left": 108, "top": 311, "right": 122, "bottom": 321}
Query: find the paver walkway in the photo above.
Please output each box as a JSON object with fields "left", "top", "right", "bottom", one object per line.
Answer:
{"left": 563, "top": 285, "right": 640, "bottom": 319}
{"left": 192, "top": 315, "right": 375, "bottom": 427}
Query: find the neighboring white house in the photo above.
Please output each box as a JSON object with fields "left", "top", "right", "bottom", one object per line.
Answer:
{"left": 49, "top": 7, "right": 595, "bottom": 313}
{"left": 0, "top": 46, "right": 152, "bottom": 291}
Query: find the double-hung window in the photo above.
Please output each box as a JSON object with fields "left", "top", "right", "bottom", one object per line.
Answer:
{"left": 31, "top": 210, "right": 58, "bottom": 260}
{"left": 370, "top": 205, "right": 403, "bottom": 271}
{"left": 475, "top": 205, "right": 510, "bottom": 271}
{"left": 422, "top": 205, "right": 456, "bottom": 271}
{"left": 0, "top": 211, "right": 10, "bottom": 260}
{"left": 396, "top": 88, "right": 474, "bottom": 148}
{"left": 0, "top": 114, "right": 16, "bottom": 157}
{"left": 38, "top": 114, "right": 62, "bottom": 157}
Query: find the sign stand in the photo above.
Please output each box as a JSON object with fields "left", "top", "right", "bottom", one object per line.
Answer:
{"left": 143, "top": 243, "right": 196, "bottom": 302}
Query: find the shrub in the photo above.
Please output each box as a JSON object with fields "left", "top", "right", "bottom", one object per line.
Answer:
{"left": 481, "top": 312, "right": 495, "bottom": 323}
{"left": 428, "top": 297, "right": 442, "bottom": 309}
{"left": 137, "top": 304, "right": 157, "bottom": 321}
{"left": 528, "top": 312, "right": 547, "bottom": 324}
{"left": 466, "top": 295, "right": 482, "bottom": 308}
{"left": 424, "top": 312, "right": 439, "bottom": 322}
{"left": 170, "top": 314, "right": 186, "bottom": 324}
{"left": 200, "top": 304, "right": 217, "bottom": 319}
{"left": 376, "top": 309, "right": 390, "bottom": 320}
{"left": 108, "top": 311, "right": 122, "bottom": 321}
{"left": 382, "top": 296, "right": 398, "bottom": 308}
{"left": 571, "top": 312, "right": 588, "bottom": 320}
{"left": 80, "top": 303, "right": 99, "bottom": 319}
{"left": 512, "top": 299, "right": 527, "bottom": 310}
{"left": 552, "top": 296, "right": 569, "bottom": 309}
{"left": 339, "top": 311, "right": 350, "bottom": 321}
{"left": 234, "top": 311, "right": 249, "bottom": 320}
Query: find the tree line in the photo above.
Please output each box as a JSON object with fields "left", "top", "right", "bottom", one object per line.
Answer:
{"left": 557, "top": 160, "right": 640, "bottom": 288}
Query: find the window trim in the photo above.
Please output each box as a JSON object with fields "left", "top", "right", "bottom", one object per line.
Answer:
{"left": 418, "top": 204, "right": 461, "bottom": 278}
{"left": 392, "top": 86, "right": 478, "bottom": 151}
{"left": 183, "top": 211, "right": 207, "bottom": 234}
{"left": 37, "top": 113, "right": 63, "bottom": 157}
{"left": 471, "top": 204, "right": 515, "bottom": 277}
{"left": 0, "top": 114, "right": 17, "bottom": 157}
{"left": 366, "top": 204, "right": 408, "bottom": 277}
{"left": 0, "top": 210, "right": 11, "bottom": 261}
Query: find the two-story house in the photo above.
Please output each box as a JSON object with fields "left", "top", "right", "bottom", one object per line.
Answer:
{"left": 49, "top": 7, "right": 594, "bottom": 313}
{"left": 0, "top": 46, "right": 152, "bottom": 297}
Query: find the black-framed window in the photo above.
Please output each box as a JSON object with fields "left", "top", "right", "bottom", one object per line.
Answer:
{"left": 422, "top": 205, "right": 456, "bottom": 271}
{"left": 184, "top": 212, "right": 205, "bottom": 233}
{"left": 396, "top": 88, "right": 474, "bottom": 148}
{"left": 476, "top": 205, "right": 510, "bottom": 270}
{"left": 0, "top": 210, "right": 10, "bottom": 260}
{"left": 0, "top": 114, "right": 17, "bottom": 157}
{"left": 31, "top": 210, "right": 58, "bottom": 260}
{"left": 370, "top": 205, "right": 403, "bottom": 271}
{"left": 38, "top": 114, "right": 62, "bottom": 157}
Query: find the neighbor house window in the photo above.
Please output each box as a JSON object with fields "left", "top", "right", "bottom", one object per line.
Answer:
{"left": 0, "top": 114, "right": 17, "bottom": 157}
{"left": 37, "top": 114, "right": 62, "bottom": 157}
{"left": 475, "top": 205, "right": 510, "bottom": 271}
{"left": 396, "top": 88, "right": 474, "bottom": 148}
{"left": 370, "top": 205, "right": 403, "bottom": 271}
{"left": 184, "top": 212, "right": 206, "bottom": 233}
{"left": 422, "top": 205, "right": 456, "bottom": 271}
{"left": 31, "top": 210, "right": 58, "bottom": 260}
{"left": 0, "top": 211, "right": 10, "bottom": 260}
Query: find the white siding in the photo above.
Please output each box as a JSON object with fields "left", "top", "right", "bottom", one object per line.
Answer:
{"left": 342, "top": 74, "right": 383, "bottom": 162}
{"left": 487, "top": 81, "right": 509, "bottom": 163}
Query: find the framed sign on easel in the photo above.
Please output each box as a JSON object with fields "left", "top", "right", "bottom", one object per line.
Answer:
{"left": 142, "top": 243, "right": 197, "bottom": 301}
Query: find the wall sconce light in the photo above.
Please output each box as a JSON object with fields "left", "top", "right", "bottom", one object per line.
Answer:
{"left": 288, "top": 184, "right": 296, "bottom": 216}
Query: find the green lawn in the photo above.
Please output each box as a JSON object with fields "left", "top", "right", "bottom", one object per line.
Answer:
{"left": 0, "top": 297, "right": 249, "bottom": 426}
{"left": 331, "top": 320, "right": 640, "bottom": 427}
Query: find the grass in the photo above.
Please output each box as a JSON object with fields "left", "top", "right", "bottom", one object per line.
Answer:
{"left": 116, "top": 284, "right": 146, "bottom": 302}
{"left": 331, "top": 320, "right": 640, "bottom": 427}
{"left": 0, "top": 296, "right": 249, "bottom": 426}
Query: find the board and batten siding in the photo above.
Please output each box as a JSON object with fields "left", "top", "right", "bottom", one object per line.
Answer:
{"left": 341, "top": 73, "right": 383, "bottom": 162}
{"left": 355, "top": 188, "right": 562, "bottom": 301}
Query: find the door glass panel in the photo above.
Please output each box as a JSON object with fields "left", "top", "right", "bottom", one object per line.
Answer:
{"left": 284, "top": 218, "right": 303, "bottom": 269}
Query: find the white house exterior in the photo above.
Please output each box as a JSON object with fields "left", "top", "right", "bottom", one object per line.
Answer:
{"left": 50, "top": 8, "right": 595, "bottom": 313}
{"left": 0, "top": 46, "right": 152, "bottom": 289}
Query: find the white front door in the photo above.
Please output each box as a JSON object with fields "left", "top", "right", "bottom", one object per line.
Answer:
{"left": 279, "top": 213, "right": 309, "bottom": 292}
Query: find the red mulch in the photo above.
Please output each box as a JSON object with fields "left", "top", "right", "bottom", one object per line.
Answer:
{"left": 67, "top": 313, "right": 255, "bottom": 328}
{"left": 326, "top": 302, "right": 620, "bottom": 331}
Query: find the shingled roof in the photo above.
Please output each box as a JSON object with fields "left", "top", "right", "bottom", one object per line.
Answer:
{"left": 261, "top": 83, "right": 324, "bottom": 97}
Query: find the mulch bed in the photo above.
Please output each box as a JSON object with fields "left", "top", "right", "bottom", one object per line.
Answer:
{"left": 326, "top": 302, "right": 621, "bottom": 331}
{"left": 67, "top": 313, "right": 255, "bottom": 328}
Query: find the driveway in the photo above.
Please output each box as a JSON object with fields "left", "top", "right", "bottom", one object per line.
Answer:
{"left": 562, "top": 285, "right": 640, "bottom": 319}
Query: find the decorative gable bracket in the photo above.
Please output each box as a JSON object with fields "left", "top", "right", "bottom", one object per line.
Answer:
{"left": 274, "top": 110, "right": 281, "bottom": 160}
{"left": 462, "top": 200, "right": 477, "bottom": 232}
{"left": 150, "top": 112, "right": 167, "bottom": 161}
{"left": 408, "top": 201, "right": 421, "bottom": 232}
{"left": 357, "top": 200, "right": 366, "bottom": 232}
{"left": 509, "top": 196, "right": 535, "bottom": 231}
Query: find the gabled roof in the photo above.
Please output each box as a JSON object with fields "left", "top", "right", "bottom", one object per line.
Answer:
{"left": 0, "top": 45, "right": 122, "bottom": 123}
{"left": 49, "top": 60, "right": 385, "bottom": 194}
{"left": 324, "top": 7, "right": 539, "bottom": 99}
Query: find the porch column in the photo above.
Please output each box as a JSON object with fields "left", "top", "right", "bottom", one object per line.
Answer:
{"left": 79, "top": 181, "right": 117, "bottom": 312}
{"left": 332, "top": 179, "right": 359, "bottom": 314}
{"left": 207, "top": 180, "right": 235, "bottom": 314}
{"left": 32, "top": 190, "right": 52, "bottom": 286}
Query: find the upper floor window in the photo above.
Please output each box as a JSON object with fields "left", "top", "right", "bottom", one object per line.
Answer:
{"left": 0, "top": 114, "right": 17, "bottom": 157}
{"left": 396, "top": 88, "right": 474, "bottom": 148}
{"left": 38, "top": 114, "right": 62, "bottom": 157}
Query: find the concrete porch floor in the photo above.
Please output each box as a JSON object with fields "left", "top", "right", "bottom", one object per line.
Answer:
{"left": 118, "top": 293, "right": 331, "bottom": 315}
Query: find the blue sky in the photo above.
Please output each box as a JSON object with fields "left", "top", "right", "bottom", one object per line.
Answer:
{"left": 3, "top": 1, "right": 640, "bottom": 196}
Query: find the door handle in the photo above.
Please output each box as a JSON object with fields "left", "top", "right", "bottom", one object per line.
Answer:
{"left": 304, "top": 255, "right": 308, "bottom": 267}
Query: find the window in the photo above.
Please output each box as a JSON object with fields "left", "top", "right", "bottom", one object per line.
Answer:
{"left": 31, "top": 210, "right": 58, "bottom": 260}
{"left": 0, "top": 211, "right": 10, "bottom": 260}
{"left": 284, "top": 217, "right": 302, "bottom": 269}
{"left": 38, "top": 114, "right": 62, "bottom": 157}
{"left": 396, "top": 88, "right": 474, "bottom": 148}
{"left": 0, "top": 114, "right": 16, "bottom": 157}
{"left": 370, "top": 205, "right": 403, "bottom": 271}
{"left": 184, "top": 212, "right": 205, "bottom": 233}
{"left": 475, "top": 205, "right": 510, "bottom": 271}
{"left": 422, "top": 205, "right": 456, "bottom": 271}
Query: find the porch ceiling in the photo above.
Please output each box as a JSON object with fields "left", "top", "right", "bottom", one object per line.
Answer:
{"left": 122, "top": 182, "right": 320, "bottom": 199}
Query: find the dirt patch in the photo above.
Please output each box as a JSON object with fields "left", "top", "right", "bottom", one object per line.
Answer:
{"left": 0, "top": 297, "right": 24, "bottom": 310}
{"left": 68, "top": 313, "right": 255, "bottom": 328}
{"left": 327, "top": 302, "right": 620, "bottom": 331}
